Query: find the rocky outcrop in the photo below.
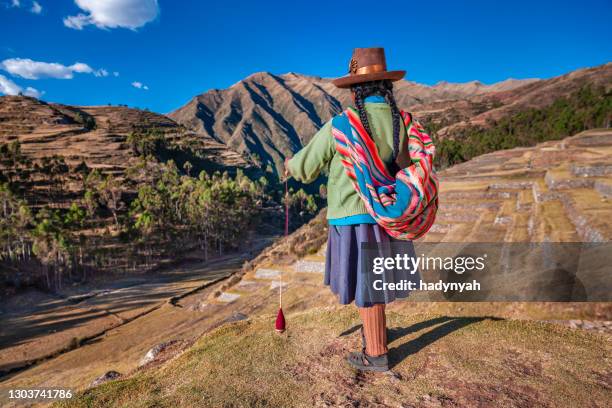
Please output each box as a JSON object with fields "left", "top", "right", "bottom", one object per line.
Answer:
{"left": 139, "top": 341, "right": 181, "bottom": 367}
{"left": 90, "top": 370, "right": 122, "bottom": 387}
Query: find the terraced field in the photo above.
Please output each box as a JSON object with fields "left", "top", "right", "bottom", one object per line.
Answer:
{"left": 427, "top": 128, "right": 611, "bottom": 243}
{"left": 0, "top": 96, "right": 250, "bottom": 179}
{"left": 2, "top": 129, "right": 610, "bottom": 407}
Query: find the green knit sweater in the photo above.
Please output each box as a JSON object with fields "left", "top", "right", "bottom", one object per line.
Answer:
{"left": 287, "top": 98, "right": 407, "bottom": 222}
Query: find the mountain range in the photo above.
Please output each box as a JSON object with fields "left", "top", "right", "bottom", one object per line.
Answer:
{"left": 2, "top": 63, "right": 610, "bottom": 184}
{"left": 169, "top": 63, "right": 611, "bottom": 174}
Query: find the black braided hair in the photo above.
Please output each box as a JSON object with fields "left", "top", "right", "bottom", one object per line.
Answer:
{"left": 383, "top": 81, "right": 402, "bottom": 161}
{"left": 351, "top": 80, "right": 401, "bottom": 160}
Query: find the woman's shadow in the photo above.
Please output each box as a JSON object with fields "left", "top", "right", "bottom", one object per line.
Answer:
{"left": 339, "top": 315, "right": 501, "bottom": 369}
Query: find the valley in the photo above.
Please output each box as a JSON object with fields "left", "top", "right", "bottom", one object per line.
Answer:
{"left": 1, "top": 129, "right": 610, "bottom": 408}
{"left": 0, "top": 63, "right": 611, "bottom": 407}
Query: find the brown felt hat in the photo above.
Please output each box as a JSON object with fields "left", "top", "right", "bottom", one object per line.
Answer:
{"left": 332, "top": 47, "right": 405, "bottom": 88}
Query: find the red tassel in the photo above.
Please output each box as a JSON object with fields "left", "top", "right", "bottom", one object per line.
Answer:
{"left": 275, "top": 307, "right": 286, "bottom": 333}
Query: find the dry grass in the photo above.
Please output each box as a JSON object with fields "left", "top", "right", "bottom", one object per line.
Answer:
{"left": 56, "top": 307, "right": 611, "bottom": 408}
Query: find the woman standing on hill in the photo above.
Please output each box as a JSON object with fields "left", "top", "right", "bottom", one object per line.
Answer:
{"left": 285, "top": 48, "right": 438, "bottom": 372}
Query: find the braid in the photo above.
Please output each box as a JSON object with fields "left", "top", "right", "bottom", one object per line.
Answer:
{"left": 351, "top": 80, "right": 402, "bottom": 161}
{"left": 383, "top": 81, "right": 402, "bottom": 161}
{"left": 353, "top": 86, "right": 373, "bottom": 137}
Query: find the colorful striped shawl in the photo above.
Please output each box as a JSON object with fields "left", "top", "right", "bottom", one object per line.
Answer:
{"left": 331, "top": 107, "right": 439, "bottom": 240}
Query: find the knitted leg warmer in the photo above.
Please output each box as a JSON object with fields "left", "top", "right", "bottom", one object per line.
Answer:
{"left": 358, "top": 303, "right": 387, "bottom": 357}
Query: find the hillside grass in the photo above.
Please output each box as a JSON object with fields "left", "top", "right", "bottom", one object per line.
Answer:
{"left": 57, "top": 307, "right": 611, "bottom": 408}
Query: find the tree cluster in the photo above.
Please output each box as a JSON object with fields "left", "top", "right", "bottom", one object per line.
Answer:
{"left": 434, "top": 85, "right": 611, "bottom": 168}
{"left": 0, "top": 127, "right": 319, "bottom": 292}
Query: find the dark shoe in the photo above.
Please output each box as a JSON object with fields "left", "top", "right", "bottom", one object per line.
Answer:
{"left": 346, "top": 351, "right": 389, "bottom": 372}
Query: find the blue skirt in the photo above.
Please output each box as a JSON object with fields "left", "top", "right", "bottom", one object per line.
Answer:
{"left": 324, "top": 224, "right": 418, "bottom": 307}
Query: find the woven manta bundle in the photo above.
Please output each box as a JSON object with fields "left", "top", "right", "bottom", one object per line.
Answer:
{"left": 332, "top": 108, "right": 439, "bottom": 240}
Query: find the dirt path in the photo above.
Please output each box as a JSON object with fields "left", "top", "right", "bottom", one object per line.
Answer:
{"left": 0, "top": 260, "right": 223, "bottom": 375}
{"left": 0, "top": 238, "right": 275, "bottom": 387}
{"left": 0, "top": 266, "right": 235, "bottom": 394}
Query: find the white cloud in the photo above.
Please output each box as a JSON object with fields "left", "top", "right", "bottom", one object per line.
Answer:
{"left": 0, "top": 74, "right": 43, "bottom": 98}
{"left": 30, "top": 1, "right": 42, "bottom": 14}
{"left": 94, "top": 68, "right": 108, "bottom": 77}
{"left": 23, "top": 86, "right": 42, "bottom": 98}
{"left": 131, "top": 81, "right": 148, "bottom": 90}
{"left": 0, "top": 58, "right": 111, "bottom": 80}
{"left": 63, "top": 14, "right": 89, "bottom": 30}
{"left": 9, "top": 0, "right": 41, "bottom": 14}
{"left": 113, "top": 71, "right": 119, "bottom": 77}
{"left": 0, "top": 74, "right": 21, "bottom": 94}
{"left": 69, "top": 62, "right": 93, "bottom": 74}
{"left": 63, "top": 0, "right": 159, "bottom": 30}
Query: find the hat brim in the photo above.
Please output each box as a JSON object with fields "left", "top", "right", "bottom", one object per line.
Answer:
{"left": 332, "top": 70, "right": 406, "bottom": 88}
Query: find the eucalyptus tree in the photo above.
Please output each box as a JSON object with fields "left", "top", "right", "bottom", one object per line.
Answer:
{"left": 0, "top": 183, "right": 32, "bottom": 265}
{"left": 97, "top": 175, "right": 124, "bottom": 227}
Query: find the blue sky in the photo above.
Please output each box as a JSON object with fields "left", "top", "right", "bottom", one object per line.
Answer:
{"left": 1, "top": 0, "right": 610, "bottom": 113}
